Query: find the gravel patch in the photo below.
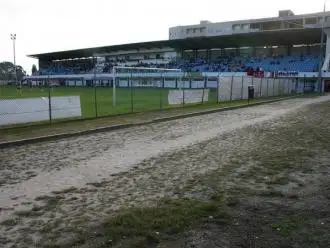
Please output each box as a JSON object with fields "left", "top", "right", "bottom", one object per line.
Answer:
{"left": 0, "top": 95, "right": 329, "bottom": 247}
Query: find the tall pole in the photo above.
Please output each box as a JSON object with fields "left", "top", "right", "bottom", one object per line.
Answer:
{"left": 319, "top": 2, "right": 327, "bottom": 93}
{"left": 10, "top": 34, "right": 18, "bottom": 85}
{"left": 112, "top": 67, "right": 116, "bottom": 106}
{"left": 93, "top": 55, "right": 98, "bottom": 117}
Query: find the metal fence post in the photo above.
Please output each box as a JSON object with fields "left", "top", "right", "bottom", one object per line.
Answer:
{"left": 241, "top": 76, "right": 244, "bottom": 100}
{"left": 182, "top": 79, "right": 185, "bottom": 107}
{"left": 160, "top": 75, "right": 164, "bottom": 110}
{"left": 230, "top": 76, "right": 234, "bottom": 101}
{"left": 130, "top": 72, "right": 134, "bottom": 112}
{"left": 273, "top": 77, "right": 275, "bottom": 96}
{"left": 93, "top": 56, "right": 98, "bottom": 117}
{"left": 94, "top": 78, "right": 98, "bottom": 117}
{"left": 260, "top": 78, "right": 263, "bottom": 97}
{"left": 48, "top": 76, "right": 52, "bottom": 125}
{"left": 266, "top": 78, "right": 269, "bottom": 97}
{"left": 203, "top": 76, "right": 207, "bottom": 103}
{"left": 217, "top": 76, "right": 220, "bottom": 103}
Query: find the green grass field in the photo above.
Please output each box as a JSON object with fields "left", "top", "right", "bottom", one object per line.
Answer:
{"left": 0, "top": 86, "right": 218, "bottom": 118}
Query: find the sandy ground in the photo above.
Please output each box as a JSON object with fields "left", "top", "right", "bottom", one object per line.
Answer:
{"left": 0, "top": 95, "right": 330, "bottom": 247}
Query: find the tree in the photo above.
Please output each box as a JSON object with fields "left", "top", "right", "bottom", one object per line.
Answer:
{"left": 0, "top": 61, "right": 26, "bottom": 81}
{"left": 31, "top": 64, "right": 37, "bottom": 75}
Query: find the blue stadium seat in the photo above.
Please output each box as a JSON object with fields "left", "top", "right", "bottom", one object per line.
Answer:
{"left": 38, "top": 53, "right": 319, "bottom": 75}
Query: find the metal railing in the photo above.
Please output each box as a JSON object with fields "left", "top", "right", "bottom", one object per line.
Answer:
{"left": 0, "top": 76, "right": 313, "bottom": 128}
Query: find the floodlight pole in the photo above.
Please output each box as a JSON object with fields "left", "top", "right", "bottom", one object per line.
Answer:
{"left": 10, "top": 34, "right": 18, "bottom": 85}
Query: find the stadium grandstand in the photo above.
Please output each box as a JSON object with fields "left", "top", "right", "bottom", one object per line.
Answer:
{"left": 25, "top": 9, "right": 330, "bottom": 91}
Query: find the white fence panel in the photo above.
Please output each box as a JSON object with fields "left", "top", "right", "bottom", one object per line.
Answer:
{"left": 242, "top": 77, "right": 252, "bottom": 99}
{"left": 218, "top": 77, "right": 232, "bottom": 101}
{"left": 191, "top": 80, "right": 205, "bottom": 88}
{"left": 273, "top": 79, "right": 279, "bottom": 96}
{"left": 232, "top": 77, "right": 243, "bottom": 100}
{"left": 261, "top": 78, "right": 269, "bottom": 97}
{"left": 177, "top": 80, "right": 190, "bottom": 89}
{"left": 0, "top": 96, "right": 81, "bottom": 126}
{"left": 253, "top": 78, "right": 262, "bottom": 98}
{"left": 119, "top": 79, "right": 129, "bottom": 87}
{"left": 206, "top": 79, "right": 218, "bottom": 88}
{"left": 168, "top": 89, "right": 209, "bottom": 105}
{"left": 164, "top": 80, "right": 176, "bottom": 88}
{"left": 267, "top": 79, "right": 274, "bottom": 96}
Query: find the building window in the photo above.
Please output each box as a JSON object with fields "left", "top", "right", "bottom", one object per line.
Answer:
{"left": 305, "top": 18, "right": 317, "bottom": 25}
{"left": 232, "top": 24, "right": 241, "bottom": 30}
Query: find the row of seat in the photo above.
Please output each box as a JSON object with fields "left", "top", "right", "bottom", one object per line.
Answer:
{"left": 36, "top": 54, "right": 319, "bottom": 75}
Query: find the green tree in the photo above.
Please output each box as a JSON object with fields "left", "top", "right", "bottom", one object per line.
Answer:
{"left": 0, "top": 61, "right": 26, "bottom": 81}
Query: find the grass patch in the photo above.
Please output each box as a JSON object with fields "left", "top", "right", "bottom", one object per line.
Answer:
{"left": 258, "top": 189, "right": 284, "bottom": 197}
{"left": 0, "top": 86, "right": 219, "bottom": 127}
{"left": 271, "top": 215, "right": 307, "bottom": 236}
{"left": 105, "top": 198, "right": 220, "bottom": 236}
{"left": 71, "top": 197, "right": 229, "bottom": 247}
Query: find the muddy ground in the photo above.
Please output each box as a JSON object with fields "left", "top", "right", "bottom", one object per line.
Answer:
{"left": 0, "top": 96, "right": 329, "bottom": 247}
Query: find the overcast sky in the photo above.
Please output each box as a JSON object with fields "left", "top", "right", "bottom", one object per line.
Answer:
{"left": 0, "top": 0, "right": 327, "bottom": 74}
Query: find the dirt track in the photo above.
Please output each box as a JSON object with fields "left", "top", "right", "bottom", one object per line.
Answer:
{"left": 0, "top": 95, "right": 330, "bottom": 247}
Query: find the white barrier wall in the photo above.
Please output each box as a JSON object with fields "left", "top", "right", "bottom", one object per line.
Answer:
{"left": 164, "top": 79, "right": 176, "bottom": 88}
{"left": 217, "top": 77, "right": 293, "bottom": 101}
{"left": 191, "top": 80, "right": 205, "bottom": 88}
{"left": 253, "top": 78, "right": 262, "bottom": 97}
{"left": 268, "top": 79, "right": 274, "bottom": 96}
{"left": 66, "top": 80, "right": 76, "bottom": 86}
{"left": 119, "top": 79, "right": 129, "bottom": 87}
{"left": 0, "top": 96, "right": 82, "bottom": 126}
{"left": 242, "top": 77, "right": 251, "bottom": 99}
{"left": 218, "top": 76, "right": 254, "bottom": 101}
{"left": 261, "top": 78, "right": 269, "bottom": 97}
{"left": 177, "top": 80, "right": 190, "bottom": 89}
{"left": 206, "top": 79, "right": 218, "bottom": 88}
{"left": 164, "top": 80, "right": 176, "bottom": 88}
{"left": 217, "top": 77, "right": 232, "bottom": 101}
{"left": 168, "top": 89, "right": 209, "bottom": 105}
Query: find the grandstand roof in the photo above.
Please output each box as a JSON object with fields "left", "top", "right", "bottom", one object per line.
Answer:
{"left": 28, "top": 28, "right": 323, "bottom": 61}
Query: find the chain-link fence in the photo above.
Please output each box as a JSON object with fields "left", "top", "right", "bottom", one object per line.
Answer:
{"left": 0, "top": 76, "right": 314, "bottom": 128}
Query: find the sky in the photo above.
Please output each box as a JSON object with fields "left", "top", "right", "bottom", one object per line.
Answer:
{"left": 0, "top": 0, "right": 327, "bottom": 74}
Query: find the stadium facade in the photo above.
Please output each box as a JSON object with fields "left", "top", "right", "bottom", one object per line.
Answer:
{"left": 26, "top": 9, "right": 330, "bottom": 91}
